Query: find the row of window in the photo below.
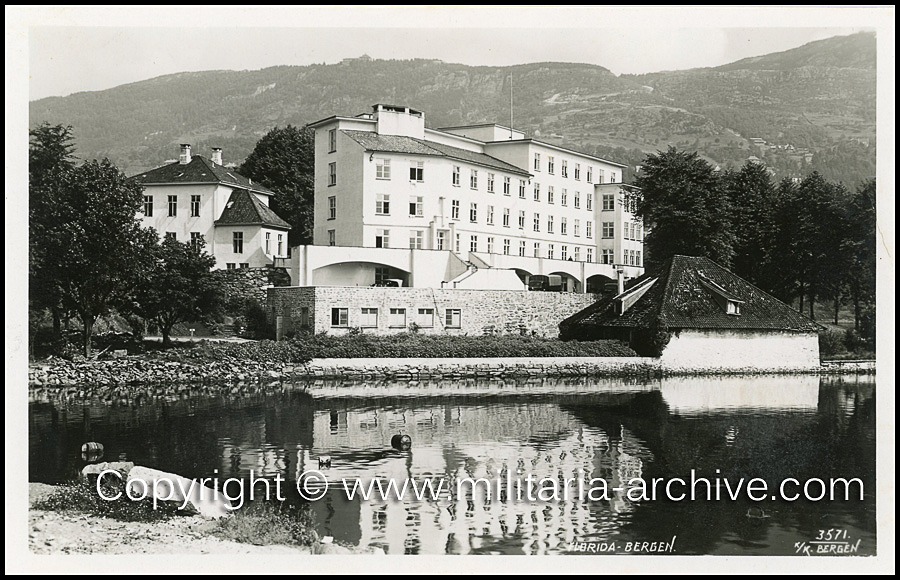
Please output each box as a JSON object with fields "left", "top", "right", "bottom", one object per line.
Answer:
{"left": 531, "top": 185, "right": 594, "bottom": 211}
{"left": 161, "top": 230, "right": 283, "bottom": 256}
{"left": 165, "top": 231, "right": 205, "bottom": 247}
{"left": 226, "top": 263, "right": 250, "bottom": 269}
{"left": 327, "top": 307, "right": 461, "bottom": 329}
{"left": 143, "top": 195, "right": 201, "bottom": 218}
{"left": 533, "top": 153, "right": 617, "bottom": 184}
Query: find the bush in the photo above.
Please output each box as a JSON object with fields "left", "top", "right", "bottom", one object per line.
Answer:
{"left": 818, "top": 330, "right": 847, "bottom": 356}
{"left": 33, "top": 478, "right": 180, "bottom": 522}
{"left": 213, "top": 501, "right": 317, "bottom": 547}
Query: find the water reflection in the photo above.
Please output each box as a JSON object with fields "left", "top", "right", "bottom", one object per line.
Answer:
{"left": 29, "top": 375, "right": 875, "bottom": 555}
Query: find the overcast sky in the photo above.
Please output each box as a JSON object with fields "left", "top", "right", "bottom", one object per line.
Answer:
{"left": 15, "top": 6, "right": 885, "bottom": 101}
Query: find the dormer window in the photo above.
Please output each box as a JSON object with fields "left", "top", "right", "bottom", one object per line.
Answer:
{"left": 697, "top": 272, "right": 744, "bottom": 316}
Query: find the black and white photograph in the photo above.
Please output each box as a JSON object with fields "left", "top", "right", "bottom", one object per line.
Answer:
{"left": 7, "top": 5, "right": 894, "bottom": 575}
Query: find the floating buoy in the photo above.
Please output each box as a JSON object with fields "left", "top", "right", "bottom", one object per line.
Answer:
{"left": 391, "top": 434, "right": 412, "bottom": 451}
{"left": 318, "top": 455, "right": 332, "bottom": 469}
{"left": 82, "top": 442, "right": 104, "bottom": 453}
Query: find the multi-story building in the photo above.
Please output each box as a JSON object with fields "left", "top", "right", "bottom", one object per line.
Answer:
{"left": 292, "top": 104, "right": 643, "bottom": 294}
{"left": 131, "top": 145, "right": 291, "bottom": 269}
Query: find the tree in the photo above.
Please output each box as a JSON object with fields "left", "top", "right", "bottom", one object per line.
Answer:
{"left": 35, "top": 158, "right": 153, "bottom": 356}
{"left": 721, "top": 162, "right": 776, "bottom": 288}
{"left": 634, "top": 147, "right": 735, "bottom": 268}
{"left": 124, "top": 235, "right": 224, "bottom": 347}
{"left": 844, "top": 179, "right": 876, "bottom": 337}
{"left": 239, "top": 125, "right": 315, "bottom": 247}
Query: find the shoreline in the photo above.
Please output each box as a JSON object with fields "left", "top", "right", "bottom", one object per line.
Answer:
{"left": 28, "top": 355, "right": 874, "bottom": 388}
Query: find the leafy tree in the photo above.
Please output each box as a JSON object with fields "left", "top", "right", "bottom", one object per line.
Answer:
{"left": 239, "top": 125, "right": 314, "bottom": 246}
{"left": 721, "top": 162, "right": 775, "bottom": 287}
{"left": 634, "top": 147, "right": 735, "bottom": 268}
{"left": 844, "top": 179, "right": 876, "bottom": 337}
{"left": 35, "top": 158, "right": 153, "bottom": 356}
{"left": 123, "top": 235, "right": 224, "bottom": 347}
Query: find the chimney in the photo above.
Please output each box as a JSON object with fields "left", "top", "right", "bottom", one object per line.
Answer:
{"left": 211, "top": 147, "right": 223, "bottom": 165}
{"left": 179, "top": 144, "right": 192, "bottom": 165}
{"left": 617, "top": 268, "right": 625, "bottom": 295}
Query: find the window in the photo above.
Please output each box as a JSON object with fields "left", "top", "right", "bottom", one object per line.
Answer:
{"left": 389, "top": 308, "right": 406, "bottom": 328}
{"left": 240, "top": 263, "right": 249, "bottom": 269}
{"left": 328, "top": 196, "right": 336, "bottom": 219}
{"left": 533, "top": 213, "right": 540, "bottom": 232}
{"left": 629, "top": 250, "right": 635, "bottom": 266}
{"left": 437, "top": 230, "right": 446, "bottom": 251}
{"left": 561, "top": 245, "right": 568, "bottom": 260}
{"left": 534, "top": 183, "right": 541, "bottom": 202}
{"left": 452, "top": 165, "right": 460, "bottom": 186}
{"left": 487, "top": 237, "right": 494, "bottom": 253}
{"left": 575, "top": 163, "right": 581, "bottom": 180}
{"left": 376, "top": 158, "right": 391, "bottom": 180}
{"left": 561, "top": 217, "right": 567, "bottom": 235}
{"left": 416, "top": 308, "right": 434, "bottom": 328}
{"left": 331, "top": 308, "right": 348, "bottom": 327}
{"left": 375, "top": 267, "right": 389, "bottom": 285}
{"left": 602, "top": 222, "right": 614, "bottom": 238}
{"left": 519, "top": 241, "right": 526, "bottom": 256}
{"left": 190, "top": 195, "right": 200, "bottom": 217}
{"left": 586, "top": 221, "right": 593, "bottom": 238}
{"left": 265, "top": 232, "right": 271, "bottom": 254}
{"left": 598, "top": 169, "right": 605, "bottom": 184}
{"left": 409, "top": 161, "right": 424, "bottom": 182}
{"left": 328, "top": 129, "right": 337, "bottom": 153}
{"left": 561, "top": 159, "right": 568, "bottom": 178}
{"left": 547, "top": 215, "right": 554, "bottom": 234}
{"left": 574, "top": 191, "right": 581, "bottom": 209}
{"left": 602, "top": 194, "right": 615, "bottom": 211}
{"left": 190, "top": 232, "right": 202, "bottom": 249}
{"left": 637, "top": 224, "right": 642, "bottom": 241}
{"left": 533, "top": 242, "right": 541, "bottom": 258}
{"left": 487, "top": 173, "right": 495, "bottom": 193}
{"left": 602, "top": 249, "right": 613, "bottom": 264}
{"left": 328, "top": 162, "right": 336, "bottom": 186}
{"left": 469, "top": 203, "right": 478, "bottom": 223}
{"left": 143, "top": 195, "right": 153, "bottom": 216}
{"left": 610, "top": 172, "right": 618, "bottom": 183}
{"left": 277, "top": 234, "right": 283, "bottom": 256}
{"left": 548, "top": 186, "right": 554, "bottom": 204}
{"left": 547, "top": 244, "right": 555, "bottom": 259}
{"left": 451, "top": 200, "right": 460, "bottom": 220}
{"left": 469, "top": 235, "right": 478, "bottom": 253}
{"left": 164, "top": 232, "right": 176, "bottom": 241}
{"left": 548, "top": 156, "right": 555, "bottom": 174}
{"left": 376, "top": 193, "right": 390, "bottom": 215}
{"left": 587, "top": 193, "right": 593, "bottom": 211}
{"left": 503, "top": 208, "right": 510, "bottom": 227}
{"left": 626, "top": 222, "right": 632, "bottom": 240}
{"left": 455, "top": 233, "right": 461, "bottom": 252}
{"left": 518, "top": 210, "right": 525, "bottom": 229}
{"left": 503, "top": 177, "right": 511, "bottom": 195}
{"left": 409, "top": 230, "right": 424, "bottom": 249}
{"left": 574, "top": 219, "right": 581, "bottom": 237}
{"left": 409, "top": 196, "right": 423, "bottom": 217}
{"left": 561, "top": 189, "right": 567, "bottom": 206}
{"left": 167, "top": 195, "right": 177, "bottom": 217}
{"left": 233, "top": 231, "right": 243, "bottom": 254}
{"left": 587, "top": 166, "right": 593, "bottom": 183}
{"left": 299, "top": 307, "right": 310, "bottom": 328}
{"left": 470, "top": 169, "right": 478, "bottom": 189}
{"left": 445, "top": 309, "right": 461, "bottom": 328}
{"left": 487, "top": 205, "right": 495, "bottom": 225}
{"left": 226, "top": 263, "right": 236, "bottom": 270}
{"left": 534, "top": 153, "right": 541, "bottom": 171}
{"left": 636, "top": 251, "right": 642, "bottom": 266}
{"left": 587, "top": 248, "right": 593, "bottom": 263}
{"left": 519, "top": 180, "right": 526, "bottom": 198}
{"left": 375, "top": 229, "right": 390, "bottom": 248}
{"left": 328, "top": 229, "right": 335, "bottom": 246}
{"left": 360, "top": 308, "right": 378, "bottom": 328}
{"left": 574, "top": 247, "right": 581, "bottom": 261}
{"left": 503, "top": 239, "right": 510, "bottom": 255}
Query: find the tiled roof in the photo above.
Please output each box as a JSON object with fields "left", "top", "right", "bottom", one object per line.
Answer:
{"left": 341, "top": 130, "right": 531, "bottom": 176}
{"left": 560, "top": 255, "right": 822, "bottom": 334}
{"left": 215, "top": 189, "right": 291, "bottom": 229}
{"left": 131, "top": 156, "right": 274, "bottom": 195}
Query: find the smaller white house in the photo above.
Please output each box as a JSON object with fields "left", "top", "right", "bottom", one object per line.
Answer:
{"left": 131, "top": 144, "right": 291, "bottom": 269}
{"left": 559, "top": 255, "right": 824, "bottom": 371}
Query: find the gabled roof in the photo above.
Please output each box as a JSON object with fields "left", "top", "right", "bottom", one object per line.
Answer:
{"left": 560, "top": 255, "right": 822, "bottom": 334}
{"left": 215, "top": 189, "right": 291, "bottom": 230}
{"left": 341, "top": 130, "right": 531, "bottom": 176}
{"left": 131, "top": 155, "right": 275, "bottom": 195}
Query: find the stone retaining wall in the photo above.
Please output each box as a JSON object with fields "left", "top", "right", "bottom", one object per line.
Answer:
{"left": 215, "top": 266, "right": 291, "bottom": 307}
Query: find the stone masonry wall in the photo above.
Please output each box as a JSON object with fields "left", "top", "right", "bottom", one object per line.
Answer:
{"left": 267, "top": 287, "right": 598, "bottom": 338}
{"left": 215, "top": 266, "right": 292, "bottom": 308}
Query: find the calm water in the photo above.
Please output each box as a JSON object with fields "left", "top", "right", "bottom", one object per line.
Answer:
{"left": 29, "top": 375, "right": 876, "bottom": 555}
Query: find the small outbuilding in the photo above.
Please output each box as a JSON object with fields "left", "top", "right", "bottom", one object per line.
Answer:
{"left": 559, "top": 255, "right": 823, "bottom": 372}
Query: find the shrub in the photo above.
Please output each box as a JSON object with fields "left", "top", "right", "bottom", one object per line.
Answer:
{"left": 33, "top": 478, "right": 180, "bottom": 522}
{"left": 818, "top": 330, "right": 847, "bottom": 356}
{"left": 214, "top": 501, "right": 317, "bottom": 547}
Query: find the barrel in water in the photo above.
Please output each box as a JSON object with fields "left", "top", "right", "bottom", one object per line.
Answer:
{"left": 391, "top": 434, "right": 412, "bottom": 451}
{"left": 81, "top": 442, "right": 104, "bottom": 461}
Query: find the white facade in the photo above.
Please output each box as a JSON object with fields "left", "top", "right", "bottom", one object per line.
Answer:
{"left": 302, "top": 105, "right": 644, "bottom": 292}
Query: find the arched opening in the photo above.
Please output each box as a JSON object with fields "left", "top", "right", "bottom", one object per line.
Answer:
{"left": 586, "top": 274, "right": 616, "bottom": 295}
{"left": 312, "top": 261, "right": 411, "bottom": 287}
{"left": 549, "top": 271, "right": 581, "bottom": 293}
{"left": 513, "top": 268, "right": 533, "bottom": 287}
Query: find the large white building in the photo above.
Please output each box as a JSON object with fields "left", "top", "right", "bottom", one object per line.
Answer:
{"left": 292, "top": 104, "right": 644, "bottom": 294}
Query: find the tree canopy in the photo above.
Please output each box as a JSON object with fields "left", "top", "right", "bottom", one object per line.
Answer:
{"left": 239, "top": 125, "right": 315, "bottom": 247}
